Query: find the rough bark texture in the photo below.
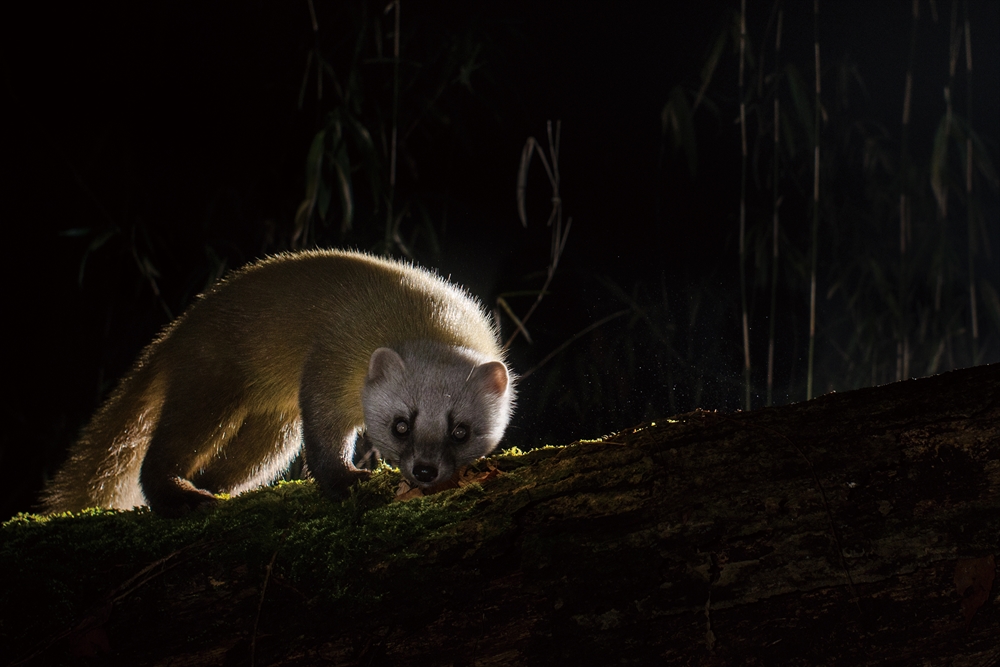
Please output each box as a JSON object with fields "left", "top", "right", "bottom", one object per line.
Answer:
{"left": 4, "top": 364, "right": 998, "bottom": 666}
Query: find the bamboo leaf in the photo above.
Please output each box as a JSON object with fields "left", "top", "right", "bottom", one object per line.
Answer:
{"left": 516, "top": 138, "right": 536, "bottom": 227}
{"left": 930, "top": 114, "right": 950, "bottom": 215}
{"left": 694, "top": 13, "right": 737, "bottom": 112}
{"left": 780, "top": 107, "right": 799, "bottom": 158}
{"left": 980, "top": 280, "right": 1000, "bottom": 331}
{"left": 966, "top": 124, "right": 1000, "bottom": 190}
{"left": 661, "top": 86, "right": 698, "bottom": 176}
{"left": 317, "top": 174, "right": 332, "bottom": 222}
{"left": 294, "top": 129, "right": 326, "bottom": 240}
{"left": 784, "top": 63, "right": 814, "bottom": 144}
{"left": 414, "top": 203, "right": 442, "bottom": 257}
{"left": 77, "top": 228, "right": 120, "bottom": 287}
{"left": 318, "top": 54, "right": 345, "bottom": 103}
{"left": 297, "top": 50, "right": 314, "bottom": 110}
{"left": 331, "top": 153, "right": 353, "bottom": 233}
{"left": 345, "top": 113, "right": 381, "bottom": 203}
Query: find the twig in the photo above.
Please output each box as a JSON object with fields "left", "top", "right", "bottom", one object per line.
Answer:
{"left": 504, "top": 120, "right": 571, "bottom": 350}
{"left": 10, "top": 542, "right": 213, "bottom": 667}
{"left": 251, "top": 542, "right": 284, "bottom": 667}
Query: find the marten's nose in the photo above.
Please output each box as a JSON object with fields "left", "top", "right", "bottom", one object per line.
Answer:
{"left": 412, "top": 463, "right": 438, "bottom": 484}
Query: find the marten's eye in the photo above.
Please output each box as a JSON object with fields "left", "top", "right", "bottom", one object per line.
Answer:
{"left": 392, "top": 417, "right": 410, "bottom": 439}
{"left": 450, "top": 423, "right": 469, "bottom": 443}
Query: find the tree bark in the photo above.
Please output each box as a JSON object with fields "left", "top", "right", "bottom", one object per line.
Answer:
{"left": 4, "top": 364, "right": 998, "bottom": 666}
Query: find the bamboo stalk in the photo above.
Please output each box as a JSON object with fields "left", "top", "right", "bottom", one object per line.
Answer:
{"left": 767, "top": 5, "right": 782, "bottom": 407}
{"left": 964, "top": 1, "right": 979, "bottom": 361}
{"left": 806, "top": 0, "right": 820, "bottom": 400}
{"left": 928, "top": 0, "right": 960, "bottom": 372}
{"left": 385, "top": 0, "right": 401, "bottom": 250}
{"left": 897, "top": 0, "right": 919, "bottom": 381}
{"left": 739, "top": 0, "right": 751, "bottom": 411}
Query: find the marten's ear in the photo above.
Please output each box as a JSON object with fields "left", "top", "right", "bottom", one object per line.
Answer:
{"left": 470, "top": 361, "right": 509, "bottom": 397}
{"left": 367, "top": 347, "right": 406, "bottom": 385}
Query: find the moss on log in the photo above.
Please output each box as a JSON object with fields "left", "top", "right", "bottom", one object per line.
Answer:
{"left": 2, "top": 364, "right": 998, "bottom": 665}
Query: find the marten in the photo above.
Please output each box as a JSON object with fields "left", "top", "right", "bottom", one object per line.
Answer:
{"left": 42, "top": 249, "right": 514, "bottom": 516}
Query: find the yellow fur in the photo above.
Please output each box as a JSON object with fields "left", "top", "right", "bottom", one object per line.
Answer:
{"left": 42, "top": 250, "right": 507, "bottom": 515}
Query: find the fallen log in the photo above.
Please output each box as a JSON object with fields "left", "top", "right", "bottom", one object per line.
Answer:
{"left": 2, "top": 364, "right": 997, "bottom": 665}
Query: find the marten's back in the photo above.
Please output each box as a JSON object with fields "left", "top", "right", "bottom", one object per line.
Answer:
{"left": 154, "top": 250, "right": 502, "bottom": 410}
{"left": 42, "top": 250, "right": 507, "bottom": 514}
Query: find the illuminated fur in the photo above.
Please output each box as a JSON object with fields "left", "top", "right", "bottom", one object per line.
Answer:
{"left": 42, "top": 250, "right": 513, "bottom": 516}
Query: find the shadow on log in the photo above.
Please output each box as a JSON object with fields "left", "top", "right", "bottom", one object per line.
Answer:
{"left": 2, "top": 364, "right": 998, "bottom": 665}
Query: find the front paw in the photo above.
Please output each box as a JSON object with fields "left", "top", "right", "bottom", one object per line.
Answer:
{"left": 331, "top": 467, "right": 372, "bottom": 492}
{"left": 311, "top": 465, "right": 372, "bottom": 499}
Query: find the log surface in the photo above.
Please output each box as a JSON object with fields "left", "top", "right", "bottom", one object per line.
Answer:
{"left": 3, "top": 364, "right": 998, "bottom": 666}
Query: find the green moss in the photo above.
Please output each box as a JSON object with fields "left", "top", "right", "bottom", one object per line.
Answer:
{"left": 1, "top": 446, "right": 588, "bottom": 658}
{"left": 0, "top": 463, "right": 518, "bottom": 654}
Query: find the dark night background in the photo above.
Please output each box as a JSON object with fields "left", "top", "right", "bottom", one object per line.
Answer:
{"left": 2, "top": 1, "right": 998, "bottom": 520}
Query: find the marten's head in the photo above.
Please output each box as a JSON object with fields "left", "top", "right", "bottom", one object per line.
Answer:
{"left": 361, "top": 341, "right": 514, "bottom": 488}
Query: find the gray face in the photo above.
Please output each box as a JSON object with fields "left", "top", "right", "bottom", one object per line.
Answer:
{"left": 360, "top": 342, "right": 512, "bottom": 488}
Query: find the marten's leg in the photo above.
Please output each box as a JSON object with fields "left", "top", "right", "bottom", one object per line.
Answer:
{"left": 139, "top": 384, "right": 247, "bottom": 517}
{"left": 192, "top": 411, "right": 303, "bottom": 497}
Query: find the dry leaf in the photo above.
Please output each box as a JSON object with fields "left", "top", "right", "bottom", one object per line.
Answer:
{"left": 393, "top": 463, "right": 502, "bottom": 501}
{"left": 457, "top": 461, "right": 500, "bottom": 487}
{"left": 394, "top": 479, "right": 425, "bottom": 501}
{"left": 67, "top": 600, "right": 112, "bottom": 657}
{"left": 953, "top": 555, "right": 996, "bottom": 629}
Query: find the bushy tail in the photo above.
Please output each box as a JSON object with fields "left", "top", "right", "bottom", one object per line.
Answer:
{"left": 41, "top": 363, "right": 163, "bottom": 513}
